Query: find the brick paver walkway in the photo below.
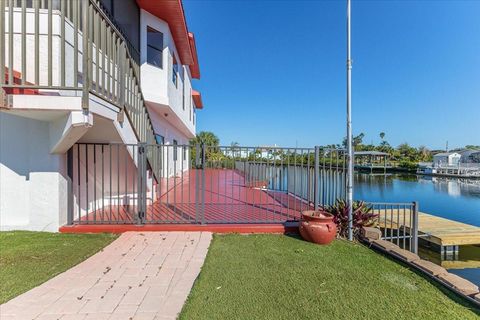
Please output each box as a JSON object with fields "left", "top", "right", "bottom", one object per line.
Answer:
{"left": 0, "top": 232, "right": 212, "bottom": 320}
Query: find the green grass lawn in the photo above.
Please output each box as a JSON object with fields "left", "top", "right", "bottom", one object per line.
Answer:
{"left": 0, "top": 231, "right": 117, "bottom": 303}
{"left": 180, "top": 234, "right": 480, "bottom": 320}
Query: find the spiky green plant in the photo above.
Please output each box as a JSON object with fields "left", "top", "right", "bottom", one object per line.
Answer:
{"left": 324, "top": 199, "right": 378, "bottom": 238}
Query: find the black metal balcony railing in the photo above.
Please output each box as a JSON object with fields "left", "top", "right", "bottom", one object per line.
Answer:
{"left": 69, "top": 142, "right": 420, "bottom": 254}
{"left": 0, "top": 0, "right": 156, "bottom": 147}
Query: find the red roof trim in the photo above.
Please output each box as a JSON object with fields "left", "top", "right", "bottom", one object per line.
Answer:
{"left": 188, "top": 32, "right": 200, "bottom": 79}
{"left": 137, "top": 0, "right": 194, "bottom": 65}
{"left": 192, "top": 90, "right": 203, "bottom": 109}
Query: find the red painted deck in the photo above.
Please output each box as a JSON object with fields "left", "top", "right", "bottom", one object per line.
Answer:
{"left": 63, "top": 169, "right": 310, "bottom": 233}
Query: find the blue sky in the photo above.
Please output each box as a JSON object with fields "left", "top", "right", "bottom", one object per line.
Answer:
{"left": 183, "top": 0, "right": 480, "bottom": 149}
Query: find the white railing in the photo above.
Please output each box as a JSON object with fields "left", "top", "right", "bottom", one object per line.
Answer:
{"left": 1, "top": 0, "right": 161, "bottom": 176}
{"left": 1, "top": 0, "right": 155, "bottom": 146}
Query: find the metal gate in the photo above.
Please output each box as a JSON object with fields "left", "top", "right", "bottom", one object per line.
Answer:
{"left": 68, "top": 143, "right": 347, "bottom": 225}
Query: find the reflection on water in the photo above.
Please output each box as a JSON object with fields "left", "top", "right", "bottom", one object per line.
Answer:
{"left": 419, "top": 245, "right": 480, "bottom": 270}
{"left": 354, "top": 173, "right": 480, "bottom": 227}
{"left": 423, "top": 245, "right": 480, "bottom": 286}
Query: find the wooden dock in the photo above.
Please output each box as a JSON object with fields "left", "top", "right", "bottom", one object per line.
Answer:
{"left": 380, "top": 211, "right": 480, "bottom": 255}
{"left": 415, "top": 212, "right": 480, "bottom": 247}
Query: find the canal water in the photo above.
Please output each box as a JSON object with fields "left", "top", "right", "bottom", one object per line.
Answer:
{"left": 354, "top": 173, "right": 480, "bottom": 285}
{"left": 354, "top": 173, "right": 480, "bottom": 227}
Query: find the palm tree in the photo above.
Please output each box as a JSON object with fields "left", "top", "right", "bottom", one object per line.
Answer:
{"left": 342, "top": 132, "right": 364, "bottom": 149}
{"left": 231, "top": 141, "right": 240, "bottom": 158}
{"left": 417, "top": 145, "right": 431, "bottom": 162}
{"left": 190, "top": 131, "right": 220, "bottom": 147}
{"left": 190, "top": 131, "right": 220, "bottom": 164}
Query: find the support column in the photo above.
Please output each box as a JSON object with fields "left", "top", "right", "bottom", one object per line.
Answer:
{"left": 441, "top": 245, "right": 459, "bottom": 260}
{"left": 81, "top": 0, "right": 90, "bottom": 110}
{"left": 67, "top": 147, "right": 74, "bottom": 225}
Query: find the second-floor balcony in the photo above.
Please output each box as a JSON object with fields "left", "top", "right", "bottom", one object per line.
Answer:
{"left": 1, "top": 0, "right": 156, "bottom": 146}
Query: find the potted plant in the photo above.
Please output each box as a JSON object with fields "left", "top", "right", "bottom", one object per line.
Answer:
{"left": 323, "top": 199, "right": 378, "bottom": 239}
{"left": 299, "top": 210, "right": 337, "bottom": 245}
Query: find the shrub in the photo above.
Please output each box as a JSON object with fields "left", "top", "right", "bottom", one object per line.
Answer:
{"left": 398, "top": 160, "right": 418, "bottom": 170}
{"left": 323, "top": 199, "right": 378, "bottom": 238}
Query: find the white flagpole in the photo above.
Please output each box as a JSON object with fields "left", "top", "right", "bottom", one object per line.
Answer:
{"left": 346, "top": 0, "right": 354, "bottom": 241}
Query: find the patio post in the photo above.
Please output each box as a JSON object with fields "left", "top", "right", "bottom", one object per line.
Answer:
{"left": 346, "top": 0, "right": 354, "bottom": 241}
{"left": 81, "top": 0, "right": 90, "bottom": 111}
{"left": 314, "top": 146, "right": 320, "bottom": 210}
{"left": 195, "top": 143, "right": 200, "bottom": 223}
{"left": 201, "top": 143, "right": 206, "bottom": 224}
{"left": 412, "top": 201, "right": 419, "bottom": 254}
{"left": 67, "top": 147, "right": 74, "bottom": 225}
{"left": 137, "top": 143, "right": 147, "bottom": 225}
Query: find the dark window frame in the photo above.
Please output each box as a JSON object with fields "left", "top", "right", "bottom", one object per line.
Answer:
{"left": 155, "top": 134, "right": 165, "bottom": 145}
{"left": 155, "top": 134, "right": 165, "bottom": 169}
{"left": 146, "top": 26, "right": 163, "bottom": 68}
{"left": 189, "top": 88, "right": 192, "bottom": 121}
{"left": 173, "top": 139, "right": 178, "bottom": 161}
{"left": 172, "top": 54, "right": 178, "bottom": 87}
{"left": 182, "top": 68, "right": 186, "bottom": 110}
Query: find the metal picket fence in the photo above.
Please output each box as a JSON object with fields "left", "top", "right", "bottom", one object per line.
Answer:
{"left": 68, "top": 142, "right": 420, "bottom": 253}
{"left": 68, "top": 143, "right": 347, "bottom": 225}
{"left": 368, "top": 202, "right": 419, "bottom": 253}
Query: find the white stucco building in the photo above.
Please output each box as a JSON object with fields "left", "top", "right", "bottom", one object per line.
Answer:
{"left": 432, "top": 152, "right": 461, "bottom": 167}
{"left": 0, "top": 0, "right": 203, "bottom": 231}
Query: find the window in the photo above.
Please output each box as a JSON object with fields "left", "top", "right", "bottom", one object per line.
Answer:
{"left": 147, "top": 27, "right": 163, "bottom": 68}
{"left": 172, "top": 55, "right": 178, "bottom": 87}
{"left": 182, "top": 70, "right": 186, "bottom": 110}
{"left": 155, "top": 134, "right": 165, "bottom": 145}
{"left": 155, "top": 134, "right": 165, "bottom": 169}
{"left": 183, "top": 145, "right": 187, "bottom": 161}
{"left": 189, "top": 89, "right": 192, "bottom": 121}
{"left": 173, "top": 140, "right": 178, "bottom": 161}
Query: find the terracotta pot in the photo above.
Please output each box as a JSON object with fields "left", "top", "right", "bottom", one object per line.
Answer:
{"left": 299, "top": 210, "right": 336, "bottom": 245}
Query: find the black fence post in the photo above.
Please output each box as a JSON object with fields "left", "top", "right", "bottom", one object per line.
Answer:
{"left": 137, "top": 143, "right": 146, "bottom": 225}
{"left": 314, "top": 146, "right": 320, "bottom": 211}
{"left": 201, "top": 143, "right": 206, "bottom": 225}
{"left": 195, "top": 143, "right": 200, "bottom": 223}
{"left": 412, "top": 201, "right": 419, "bottom": 254}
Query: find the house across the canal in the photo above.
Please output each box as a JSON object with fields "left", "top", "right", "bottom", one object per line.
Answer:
{"left": 433, "top": 152, "right": 461, "bottom": 167}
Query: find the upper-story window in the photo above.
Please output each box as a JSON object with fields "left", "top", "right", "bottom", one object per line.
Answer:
{"left": 155, "top": 134, "right": 165, "bottom": 145}
{"left": 172, "top": 55, "right": 178, "bottom": 87}
{"left": 173, "top": 139, "right": 178, "bottom": 161}
{"left": 189, "top": 91, "right": 192, "bottom": 121}
{"left": 147, "top": 26, "right": 163, "bottom": 68}
{"left": 155, "top": 134, "right": 165, "bottom": 168}
{"left": 182, "top": 68, "right": 186, "bottom": 110}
